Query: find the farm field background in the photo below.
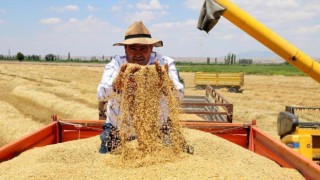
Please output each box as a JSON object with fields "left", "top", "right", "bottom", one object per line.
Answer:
{"left": 0, "top": 61, "right": 319, "bottom": 147}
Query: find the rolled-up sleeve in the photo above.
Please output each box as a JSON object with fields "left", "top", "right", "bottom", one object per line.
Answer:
{"left": 97, "top": 56, "right": 122, "bottom": 100}
{"left": 162, "top": 56, "right": 184, "bottom": 98}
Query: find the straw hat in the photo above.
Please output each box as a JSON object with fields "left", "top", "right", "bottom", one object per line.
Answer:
{"left": 113, "top": 21, "right": 163, "bottom": 47}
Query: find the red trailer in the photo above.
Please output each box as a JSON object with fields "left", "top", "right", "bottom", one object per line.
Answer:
{"left": 1, "top": 116, "right": 319, "bottom": 179}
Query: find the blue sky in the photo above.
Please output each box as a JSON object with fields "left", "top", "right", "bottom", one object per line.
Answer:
{"left": 1, "top": 0, "right": 320, "bottom": 59}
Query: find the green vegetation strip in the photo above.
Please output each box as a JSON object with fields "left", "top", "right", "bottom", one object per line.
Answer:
{"left": 176, "top": 63, "right": 304, "bottom": 76}
{"left": 0, "top": 59, "right": 304, "bottom": 76}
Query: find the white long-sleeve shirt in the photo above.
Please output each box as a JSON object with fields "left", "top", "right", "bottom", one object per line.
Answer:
{"left": 97, "top": 52, "right": 184, "bottom": 127}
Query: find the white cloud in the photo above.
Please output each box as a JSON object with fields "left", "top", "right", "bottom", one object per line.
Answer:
{"left": 30, "top": 15, "right": 124, "bottom": 56}
{"left": 119, "top": 0, "right": 169, "bottom": 23}
{"left": 111, "top": 5, "right": 121, "bottom": 12}
{"left": 67, "top": 18, "right": 80, "bottom": 24}
{"left": 136, "top": 0, "right": 168, "bottom": 10}
{"left": 0, "top": 9, "right": 5, "bottom": 24}
{"left": 64, "top": 5, "right": 79, "bottom": 11}
{"left": 54, "top": 15, "right": 116, "bottom": 33}
{"left": 39, "top": 18, "right": 62, "bottom": 24}
{"left": 151, "top": 20, "right": 200, "bottom": 41}
{"left": 232, "top": 0, "right": 320, "bottom": 22}
{"left": 2, "top": 0, "right": 319, "bottom": 58}
{"left": 225, "top": 0, "right": 320, "bottom": 44}
{"left": 87, "top": 5, "right": 100, "bottom": 12}
{"left": 183, "top": 0, "right": 203, "bottom": 10}
{"left": 124, "top": 10, "right": 168, "bottom": 23}
{"left": 291, "top": 24, "right": 320, "bottom": 36}
{"left": 126, "top": 4, "right": 135, "bottom": 9}
{"left": 265, "top": 0, "right": 299, "bottom": 8}
{"left": 50, "top": 5, "right": 79, "bottom": 12}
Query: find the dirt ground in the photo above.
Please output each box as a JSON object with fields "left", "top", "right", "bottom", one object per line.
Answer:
{"left": 0, "top": 62, "right": 319, "bottom": 146}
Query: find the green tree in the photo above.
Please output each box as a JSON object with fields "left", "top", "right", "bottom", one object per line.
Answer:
{"left": 239, "top": 58, "right": 253, "bottom": 64}
{"left": 224, "top": 52, "right": 237, "bottom": 65}
{"left": 16, "top": 52, "right": 24, "bottom": 61}
{"left": 45, "top": 54, "right": 56, "bottom": 61}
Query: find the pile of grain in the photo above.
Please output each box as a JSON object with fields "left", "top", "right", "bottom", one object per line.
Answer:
{"left": 108, "top": 62, "right": 188, "bottom": 167}
{"left": 0, "top": 129, "right": 303, "bottom": 179}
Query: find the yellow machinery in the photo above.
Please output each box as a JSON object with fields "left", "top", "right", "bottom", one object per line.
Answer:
{"left": 194, "top": 72, "right": 244, "bottom": 92}
{"left": 197, "top": 0, "right": 320, "bottom": 164}
{"left": 277, "top": 106, "right": 320, "bottom": 164}
{"left": 198, "top": 0, "right": 320, "bottom": 83}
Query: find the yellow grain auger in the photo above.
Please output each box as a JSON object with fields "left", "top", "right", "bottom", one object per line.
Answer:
{"left": 197, "top": 0, "right": 320, "bottom": 83}
{"left": 197, "top": 0, "right": 320, "bottom": 165}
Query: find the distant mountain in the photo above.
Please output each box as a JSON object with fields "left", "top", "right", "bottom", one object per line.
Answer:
{"left": 236, "top": 50, "right": 277, "bottom": 59}
{"left": 171, "top": 49, "right": 320, "bottom": 64}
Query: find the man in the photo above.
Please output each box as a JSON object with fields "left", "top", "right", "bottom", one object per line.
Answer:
{"left": 97, "top": 21, "right": 184, "bottom": 153}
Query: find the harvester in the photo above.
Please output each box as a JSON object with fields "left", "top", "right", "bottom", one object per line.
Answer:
{"left": 1, "top": 0, "right": 320, "bottom": 179}
{"left": 278, "top": 106, "right": 320, "bottom": 164}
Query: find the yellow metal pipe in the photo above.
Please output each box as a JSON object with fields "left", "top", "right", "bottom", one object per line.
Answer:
{"left": 215, "top": 0, "right": 320, "bottom": 83}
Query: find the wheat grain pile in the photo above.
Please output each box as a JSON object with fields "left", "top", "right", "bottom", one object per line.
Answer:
{"left": 0, "top": 128, "right": 303, "bottom": 179}
{"left": 106, "top": 62, "right": 189, "bottom": 167}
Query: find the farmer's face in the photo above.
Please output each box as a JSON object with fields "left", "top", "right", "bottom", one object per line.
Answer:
{"left": 125, "top": 44, "right": 153, "bottom": 65}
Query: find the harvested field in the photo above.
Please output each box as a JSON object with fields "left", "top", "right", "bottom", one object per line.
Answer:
{"left": 0, "top": 62, "right": 319, "bottom": 178}
{"left": 0, "top": 62, "right": 100, "bottom": 146}
{"left": 180, "top": 72, "right": 320, "bottom": 138}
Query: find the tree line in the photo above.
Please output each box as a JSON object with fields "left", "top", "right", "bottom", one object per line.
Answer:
{"left": 1, "top": 52, "right": 253, "bottom": 64}
{"left": 206, "top": 52, "right": 253, "bottom": 65}
{"left": 224, "top": 52, "right": 253, "bottom": 65}
{"left": 1, "top": 52, "right": 59, "bottom": 61}
{"left": 0, "top": 52, "right": 110, "bottom": 62}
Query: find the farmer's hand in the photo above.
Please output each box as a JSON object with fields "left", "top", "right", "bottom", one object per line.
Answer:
{"left": 113, "top": 63, "right": 128, "bottom": 93}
